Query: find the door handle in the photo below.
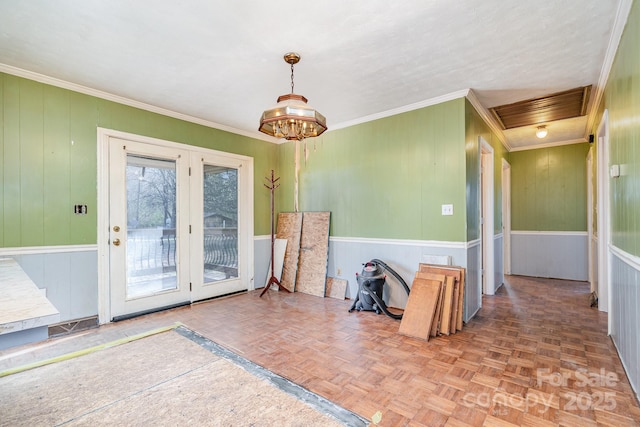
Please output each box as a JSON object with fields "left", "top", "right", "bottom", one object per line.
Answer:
{"left": 113, "top": 238, "right": 121, "bottom": 246}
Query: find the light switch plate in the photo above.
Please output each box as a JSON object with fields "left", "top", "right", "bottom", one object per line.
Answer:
{"left": 442, "top": 204, "right": 454, "bottom": 215}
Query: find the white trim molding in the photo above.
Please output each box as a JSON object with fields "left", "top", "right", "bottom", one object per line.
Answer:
{"left": 0, "top": 63, "right": 276, "bottom": 143}
{"left": 331, "top": 89, "right": 470, "bottom": 131}
{"left": 481, "top": 137, "right": 496, "bottom": 295}
{"left": 466, "top": 89, "right": 510, "bottom": 151}
{"left": 466, "top": 238, "right": 481, "bottom": 248}
{"left": 585, "top": 0, "right": 634, "bottom": 135}
{"left": 610, "top": 244, "right": 640, "bottom": 272}
{"left": 330, "top": 235, "right": 466, "bottom": 249}
{"left": 0, "top": 245, "right": 98, "bottom": 256}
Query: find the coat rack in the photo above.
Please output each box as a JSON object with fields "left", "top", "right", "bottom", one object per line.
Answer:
{"left": 260, "top": 170, "right": 290, "bottom": 297}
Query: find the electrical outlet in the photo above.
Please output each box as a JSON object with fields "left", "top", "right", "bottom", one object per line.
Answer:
{"left": 441, "top": 204, "right": 454, "bottom": 216}
{"left": 337, "top": 268, "right": 342, "bottom": 276}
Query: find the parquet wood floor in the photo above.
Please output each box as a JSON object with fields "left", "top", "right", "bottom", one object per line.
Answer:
{"left": 2, "top": 275, "right": 639, "bottom": 426}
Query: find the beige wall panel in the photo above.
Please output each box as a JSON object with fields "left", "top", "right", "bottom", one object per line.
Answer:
{"left": 275, "top": 213, "right": 303, "bottom": 292}
{"left": 295, "top": 212, "right": 330, "bottom": 297}
{"left": 325, "top": 277, "right": 348, "bottom": 300}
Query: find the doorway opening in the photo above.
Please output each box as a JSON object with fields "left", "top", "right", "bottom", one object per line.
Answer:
{"left": 502, "top": 158, "right": 511, "bottom": 276}
{"left": 480, "top": 137, "right": 495, "bottom": 295}
{"left": 587, "top": 148, "right": 597, "bottom": 295}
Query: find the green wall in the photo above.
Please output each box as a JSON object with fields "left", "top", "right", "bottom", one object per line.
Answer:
{"left": 0, "top": 72, "right": 513, "bottom": 251}
{"left": 464, "top": 99, "right": 509, "bottom": 240}
{"left": 0, "top": 73, "right": 276, "bottom": 247}
{"left": 601, "top": 0, "right": 640, "bottom": 257}
{"left": 277, "top": 98, "right": 468, "bottom": 242}
{"left": 510, "top": 143, "right": 590, "bottom": 232}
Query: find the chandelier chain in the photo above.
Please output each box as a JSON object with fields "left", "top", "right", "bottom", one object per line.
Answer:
{"left": 290, "top": 63, "right": 295, "bottom": 93}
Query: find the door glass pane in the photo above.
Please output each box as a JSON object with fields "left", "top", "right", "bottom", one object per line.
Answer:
{"left": 203, "top": 165, "right": 238, "bottom": 282}
{"left": 126, "top": 155, "right": 178, "bottom": 298}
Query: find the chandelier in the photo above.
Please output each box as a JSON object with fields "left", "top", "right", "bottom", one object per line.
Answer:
{"left": 259, "top": 52, "right": 327, "bottom": 140}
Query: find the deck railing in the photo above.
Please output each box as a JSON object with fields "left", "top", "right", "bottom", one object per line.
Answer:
{"left": 126, "top": 228, "right": 238, "bottom": 278}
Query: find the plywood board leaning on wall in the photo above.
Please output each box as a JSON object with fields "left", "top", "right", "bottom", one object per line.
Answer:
{"left": 456, "top": 269, "right": 465, "bottom": 331}
{"left": 414, "top": 272, "right": 446, "bottom": 337}
{"left": 438, "top": 275, "right": 456, "bottom": 336}
{"left": 295, "top": 212, "right": 330, "bottom": 298}
{"left": 418, "top": 264, "right": 466, "bottom": 333}
{"left": 276, "top": 213, "right": 303, "bottom": 292}
{"left": 325, "top": 277, "right": 348, "bottom": 300}
{"left": 398, "top": 277, "right": 443, "bottom": 341}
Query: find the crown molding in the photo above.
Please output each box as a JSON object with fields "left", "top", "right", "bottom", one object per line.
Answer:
{"left": 585, "top": 0, "right": 633, "bottom": 135}
{"left": 465, "top": 88, "right": 511, "bottom": 151}
{"left": 329, "top": 89, "right": 471, "bottom": 131}
{"left": 0, "top": 63, "right": 277, "bottom": 143}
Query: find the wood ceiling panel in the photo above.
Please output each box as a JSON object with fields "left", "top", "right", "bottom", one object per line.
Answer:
{"left": 489, "top": 86, "right": 591, "bottom": 130}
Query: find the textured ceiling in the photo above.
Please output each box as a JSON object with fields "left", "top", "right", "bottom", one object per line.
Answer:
{"left": 0, "top": 1, "right": 630, "bottom": 150}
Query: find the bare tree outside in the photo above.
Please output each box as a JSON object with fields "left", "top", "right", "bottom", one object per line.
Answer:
{"left": 124, "top": 157, "right": 239, "bottom": 295}
{"left": 203, "top": 165, "right": 238, "bottom": 282}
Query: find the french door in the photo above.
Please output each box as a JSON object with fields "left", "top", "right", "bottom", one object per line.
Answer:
{"left": 189, "top": 151, "right": 248, "bottom": 301}
{"left": 104, "top": 132, "right": 252, "bottom": 321}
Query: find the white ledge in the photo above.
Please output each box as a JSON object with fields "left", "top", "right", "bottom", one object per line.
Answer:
{"left": 0, "top": 258, "right": 60, "bottom": 335}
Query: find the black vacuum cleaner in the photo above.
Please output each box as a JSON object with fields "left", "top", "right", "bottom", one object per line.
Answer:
{"left": 348, "top": 259, "right": 410, "bottom": 320}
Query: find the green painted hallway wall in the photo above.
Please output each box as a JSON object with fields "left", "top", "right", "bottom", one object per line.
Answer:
{"left": 510, "top": 143, "right": 590, "bottom": 232}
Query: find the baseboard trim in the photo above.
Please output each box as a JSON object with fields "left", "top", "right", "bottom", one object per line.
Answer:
{"left": 0, "top": 245, "right": 98, "bottom": 256}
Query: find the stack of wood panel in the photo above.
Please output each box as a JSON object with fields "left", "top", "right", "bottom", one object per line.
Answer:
{"left": 274, "top": 212, "right": 331, "bottom": 298}
{"left": 398, "top": 264, "right": 466, "bottom": 341}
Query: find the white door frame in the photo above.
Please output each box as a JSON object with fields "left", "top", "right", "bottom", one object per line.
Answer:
{"left": 596, "top": 110, "right": 610, "bottom": 320}
{"left": 480, "top": 137, "right": 495, "bottom": 295}
{"left": 586, "top": 147, "right": 596, "bottom": 293}
{"left": 502, "top": 158, "right": 511, "bottom": 275}
{"left": 97, "top": 128, "right": 254, "bottom": 324}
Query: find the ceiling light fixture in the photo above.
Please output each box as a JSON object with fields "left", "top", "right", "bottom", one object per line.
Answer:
{"left": 536, "top": 125, "right": 548, "bottom": 139}
{"left": 259, "top": 52, "right": 327, "bottom": 140}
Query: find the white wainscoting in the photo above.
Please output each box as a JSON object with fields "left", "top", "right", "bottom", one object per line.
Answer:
{"left": 2, "top": 239, "right": 273, "bottom": 323}
{"left": 1, "top": 246, "right": 99, "bottom": 323}
{"left": 610, "top": 245, "right": 640, "bottom": 401}
{"left": 511, "top": 231, "right": 588, "bottom": 281}
{"left": 328, "top": 237, "right": 467, "bottom": 311}
{"left": 253, "top": 236, "right": 272, "bottom": 290}
{"left": 4, "top": 237, "right": 479, "bottom": 324}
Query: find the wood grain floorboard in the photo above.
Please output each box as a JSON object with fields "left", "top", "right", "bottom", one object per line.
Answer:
{"left": 1, "top": 275, "right": 639, "bottom": 426}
